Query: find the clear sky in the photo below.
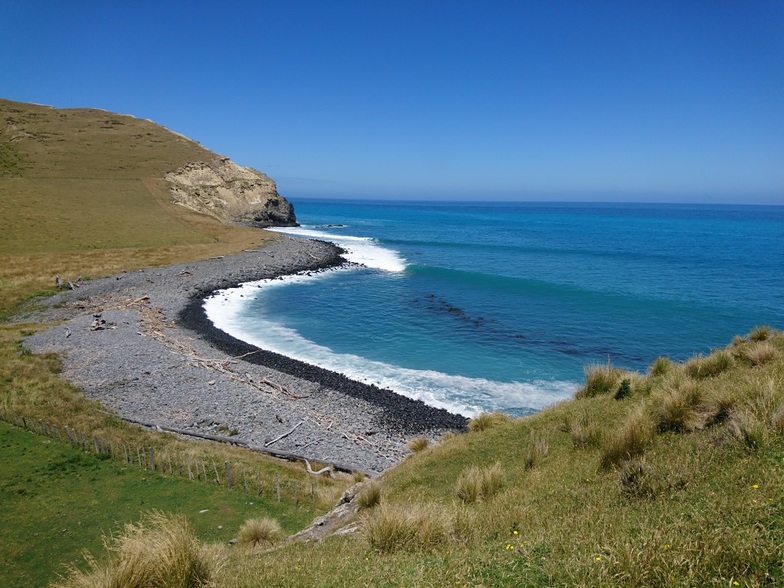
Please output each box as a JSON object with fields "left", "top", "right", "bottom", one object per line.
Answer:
{"left": 2, "top": 1, "right": 783, "bottom": 203}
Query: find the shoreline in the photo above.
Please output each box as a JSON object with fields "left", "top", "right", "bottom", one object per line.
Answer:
{"left": 19, "top": 235, "right": 467, "bottom": 473}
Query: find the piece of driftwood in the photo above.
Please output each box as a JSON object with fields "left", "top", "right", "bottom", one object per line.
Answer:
{"left": 265, "top": 420, "right": 304, "bottom": 447}
{"left": 304, "top": 458, "right": 334, "bottom": 478}
{"left": 109, "top": 413, "right": 374, "bottom": 476}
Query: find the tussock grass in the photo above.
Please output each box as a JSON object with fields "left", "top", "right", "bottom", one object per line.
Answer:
{"left": 684, "top": 349, "right": 734, "bottom": 379}
{"left": 455, "top": 462, "right": 504, "bottom": 503}
{"left": 618, "top": 457, "right": 658, "bottom": 499}
{"left": 524, "top": 435, "right": 549, "bottom": 470}
{"left": 407, "top": 436, "right": 430, "bottom": 452}
{"left": 649, "top": 355, "right": 674, "bottom": 378}
{"left": 563, "top": 411, "right": 604, "bottom": 449}
{"left": 650, "top": 377, "right": 704, "bottom": 432}
{"left": 236, "top": 517, "right": 283, "bottom": 549}
{"left": 198, "top": 328, "right": 784, "bottom": 585}
{"left": 356, "top": 480, "right": 382, "bottom": 509}
{"left": 52, "top": 512, "right": 222, "bottom": 588}
{"left": 726, "top": 373, "right": 784, "bottom": 450}
{"left": 738, "top": 341, "right": 777, "bottom": 366}
{"left": 749, "top": 325, "right": 771, "bottom": 341}
{"left": 599, "top": 405, "right": 656, "bottom": 469}
{"left": 575, "top": 361, "right": 627, "bottom": 398}
{"left": 467, "top": 411, "right": 511, "bottom": 433}
{"left": 363, "top": 503, "right": 452, "bottom": 553}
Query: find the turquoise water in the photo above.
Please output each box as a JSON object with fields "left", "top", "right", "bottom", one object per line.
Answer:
{"left": 205, "top": 200, "right": 784, "bottom": 416}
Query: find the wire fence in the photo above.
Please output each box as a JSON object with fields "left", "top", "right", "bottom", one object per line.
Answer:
{"left": 0, "top": 410, "right": 322, "bottom": 508}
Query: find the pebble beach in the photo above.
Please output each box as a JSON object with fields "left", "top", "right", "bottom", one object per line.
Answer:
{"left": 19, "top": 236, "right": 467, "bottom": 475}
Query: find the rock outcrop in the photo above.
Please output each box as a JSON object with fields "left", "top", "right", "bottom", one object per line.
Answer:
{"left": 164, "top": 157, "right": 297, "bottom": 227}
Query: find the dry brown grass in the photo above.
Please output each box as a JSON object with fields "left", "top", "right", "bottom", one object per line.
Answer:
{"left": 357, "top": 480, "right": 383, "bottom": 509}
{"left": 599, "top": 405, "right": 656, "bottom": 469}
{"left": 684, "top": 349, "right": 734, "bottom": 379}
{"left": 363, "top": 503, "right": 453, "bottom": 553}
{"left": 455, "top": 462, "right": 504, "bottom": 503}
{"left": 563, "top": 411, "right": 605, "bottom": 449}
{"left": 650, "top": 378, "right": 704, "bottom": 433}
{"left": 236, "top": 517, "right": 284, "bottom": 549}
{"left": 407, "top": 436, "right": 430, "bottom": 452}
{"left": 575, "top": 361, "right": 628, "bottom": 398}
{"left": 467, "top": 411, "right": 511, "bottom": 433}
{"left": 52, "top": 512, "right": 223, "bottom": 588}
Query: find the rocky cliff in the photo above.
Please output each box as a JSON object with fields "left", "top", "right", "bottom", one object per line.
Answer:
{"left": 164, "top": 157, "right": 297, "bottom": 227}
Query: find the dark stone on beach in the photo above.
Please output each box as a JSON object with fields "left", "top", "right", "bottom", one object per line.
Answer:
{"left": 179, "top": 296, "right": 467, "bottom": 435}
{"left": 177, "top": 249, "right": 468, "bottom": 435}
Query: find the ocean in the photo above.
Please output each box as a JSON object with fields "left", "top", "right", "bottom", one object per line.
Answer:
{"left": 204, "top": 200, "right": 784, "bottom": 417}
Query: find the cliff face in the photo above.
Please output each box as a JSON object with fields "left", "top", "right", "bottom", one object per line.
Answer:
{"left": 164, "top": 157, "right": 297, "bottom": 227}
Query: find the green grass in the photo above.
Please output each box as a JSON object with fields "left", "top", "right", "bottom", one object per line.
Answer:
{"left": 0, "top": 421, "right": 315, "bottom": 587}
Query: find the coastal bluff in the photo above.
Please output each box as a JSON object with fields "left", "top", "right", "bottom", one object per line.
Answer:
{"left": 0, "top": 98, "right": 296, "bottom": 228}
{"left": 165, "top": 157, "right": 296, "bottom": 227}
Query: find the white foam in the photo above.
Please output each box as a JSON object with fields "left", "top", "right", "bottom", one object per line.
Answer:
{"left": 204, "top": 285, "right": 577, "bottom": 417}
{"left": 268, "top": 226, "right": 407, "bottom": 272}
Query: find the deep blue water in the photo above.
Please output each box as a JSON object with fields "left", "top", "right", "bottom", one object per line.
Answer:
{"left": 205, "top": 200, "right": 784, "bottom": 416}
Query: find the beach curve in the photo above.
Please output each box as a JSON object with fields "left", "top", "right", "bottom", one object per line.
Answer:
{"left": 19, "top": 235, "right": 467, "bottom": 474}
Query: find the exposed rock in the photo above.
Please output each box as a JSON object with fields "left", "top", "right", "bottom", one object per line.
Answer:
{"left": 287, "top": 482, "right": 365, "bottom": 543}
{"left": 164, "top": 156, "right": 297, "bottom": 227}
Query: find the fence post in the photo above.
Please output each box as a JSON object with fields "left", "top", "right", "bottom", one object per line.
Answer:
{"left": 224, "top": 461, "right": 232, "bottom": 489}
{"left": 276, "top": 472, "right": 281, "bottom": 502}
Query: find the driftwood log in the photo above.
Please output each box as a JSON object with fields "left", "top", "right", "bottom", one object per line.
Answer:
{"left": 112, "top": 414, "right": 377, "bottom": 477}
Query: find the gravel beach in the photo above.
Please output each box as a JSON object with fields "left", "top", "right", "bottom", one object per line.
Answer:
{"left": 19, "top": 235, "right": 467, "bottom": 474}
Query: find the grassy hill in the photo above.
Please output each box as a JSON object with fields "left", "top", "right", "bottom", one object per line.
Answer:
{"left": 0, "top": 98, "right": 273, "bottom": 318}
{"left": 1, "top": 99, "right": 782, "bottom": 587}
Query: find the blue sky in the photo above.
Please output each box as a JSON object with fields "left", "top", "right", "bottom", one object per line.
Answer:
{"left": 2, "top": 1, "right": 783, "bottom": 203}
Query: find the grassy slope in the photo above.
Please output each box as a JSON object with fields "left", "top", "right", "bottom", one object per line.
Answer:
{"left": 2, "top": 99, "right": 781, "bottom": 587}
{"left": 221, "top": 334, "right": 783, "bottom": 587}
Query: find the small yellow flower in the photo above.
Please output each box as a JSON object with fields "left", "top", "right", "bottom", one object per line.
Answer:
{"left": 513, "top": 530, "right": 519, "bottom": 535}
{"left": 733, "top": 582, "right": 740, "bottom": 586}
{"left": 663, "top": 544, "right": 671, "bottom": 550}
{"left": 595, "top": 556, "right": 602, "bottom": 561}
{"left": 752, "top": 484, "right": 759, "bottom": 489}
